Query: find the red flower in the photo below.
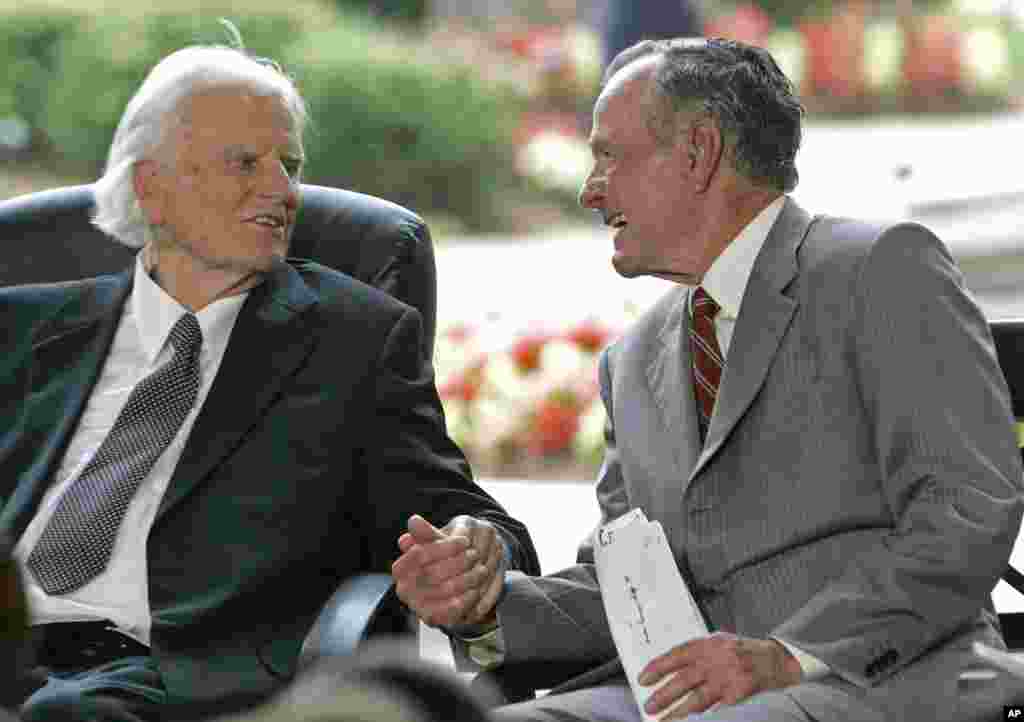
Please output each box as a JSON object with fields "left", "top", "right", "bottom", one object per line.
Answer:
{"left": 903, "top": 16, "right": 963, "bottom": 95}
{"left": 511, "top": 333, "right": 551, "bottom": 373}
{"left": 527, "top": 395, "right": 580, "bottom": 455}
{"left": 444, "top": 322, "right": 475, "bottom": 344}
{"left": 439, "top": 360, "right": 486, "bottom": 403}
{"left": 566, "top": 319, "right": 611, "bottom": 354}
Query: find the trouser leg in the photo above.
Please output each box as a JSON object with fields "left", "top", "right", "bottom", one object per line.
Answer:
{"left": 19, "top": 656, "right": 165, "bottom": 722}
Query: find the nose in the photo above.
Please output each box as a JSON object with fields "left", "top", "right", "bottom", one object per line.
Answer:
{"left": 579, "top": 174, "right": 605, "bottom": 210}
{"left": 259, "top": 157, "right": 300, "bottom": 209}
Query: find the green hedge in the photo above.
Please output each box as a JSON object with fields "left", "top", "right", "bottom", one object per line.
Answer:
{"left": 41, "top": 12, "right": 306, "bottom": 171}
{"left": 0, "top": 13, "right": 78, "bottom": 136}
{"left": 2, "top": 8, "right": 532, "bottom": 232}
{"left": 285, "top": 21, "right": 526, "bottom": 231}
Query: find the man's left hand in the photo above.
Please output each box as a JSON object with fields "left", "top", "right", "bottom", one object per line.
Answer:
{"left": 638, "top": 633, "right": 803, "bottom": 719}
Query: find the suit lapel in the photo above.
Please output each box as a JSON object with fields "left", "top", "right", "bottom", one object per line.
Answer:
{"left": 689, "top": 199, "right": 812, "bottom": 483}
{"left": 0, "top": 270, "right": 132, "bottom": 539}
{"left": 644, "top": 287, "right": 701, "bottom": 546}
{"left": 156, "top": 261, "right": 319, "bottom": 519}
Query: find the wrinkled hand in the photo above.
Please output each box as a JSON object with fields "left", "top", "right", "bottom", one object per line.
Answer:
{"left": 638, "top": 633, "right": 803, "bottom": 719}
{"left": 392, "top": 514, "right": 508, "bottom": 629}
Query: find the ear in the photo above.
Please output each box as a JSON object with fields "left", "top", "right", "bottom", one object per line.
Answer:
{"left": 687, "top": 120, "right": 724, "bottom": 194}
{"left": 133, "top": 159, "right": 164, "bottom": 227}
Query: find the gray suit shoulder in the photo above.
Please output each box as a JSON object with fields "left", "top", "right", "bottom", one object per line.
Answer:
{"left": 800, "top": 214, "right": 947, "bottom": 273}
{"left": 604, "top": 285, "right": 687, "bottom": 367}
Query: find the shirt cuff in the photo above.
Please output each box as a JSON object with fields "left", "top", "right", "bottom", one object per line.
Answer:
{"left": 774, "top": 637, "right": 830, "bottom": 681}
{"left": 459, "top": 624, "right": 507, "bottom": 669}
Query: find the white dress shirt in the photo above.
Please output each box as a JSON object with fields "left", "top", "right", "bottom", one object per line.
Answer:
{"left": 692, "top": 196, "right": 785, "bottom": 355}
{"left": 14, "top": 257, "right": 248, "bottom": 645}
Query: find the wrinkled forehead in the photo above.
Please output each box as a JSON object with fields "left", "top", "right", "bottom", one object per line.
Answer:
{"left": 178, "top": 86, "right": 296, "bottom": 127}
{"left": 591, "top": 56, "right": 661, "bottom": 139}
{"left": 597, "top": 56, "right": 660, "bottom": 113}
{"left": 172, "top": 88, "right": 303, "bottom": 151}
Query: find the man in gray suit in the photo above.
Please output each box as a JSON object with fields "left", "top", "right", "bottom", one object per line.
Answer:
{"left": 393, "top": 38, "right": 1024, "bottom": 721}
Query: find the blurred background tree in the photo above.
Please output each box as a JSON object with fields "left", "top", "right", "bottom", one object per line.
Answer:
{"left": 1, "top": 0, "right": 1022, "bottom": 235}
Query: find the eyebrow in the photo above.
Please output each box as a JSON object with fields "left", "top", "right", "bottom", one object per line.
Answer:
{"left": 222, "top": 145, "right": 305, "bottom": 162}
{"left": 223, "top": 144, "right": 253, "bottom": 160}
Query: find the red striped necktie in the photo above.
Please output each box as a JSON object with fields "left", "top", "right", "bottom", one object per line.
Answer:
{"left": 689, "top": 286, "right": 723, "bottom": 442}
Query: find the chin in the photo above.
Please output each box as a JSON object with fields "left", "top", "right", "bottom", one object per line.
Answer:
{"left": 611, "top": 253, "right": 648, "bottom": 279}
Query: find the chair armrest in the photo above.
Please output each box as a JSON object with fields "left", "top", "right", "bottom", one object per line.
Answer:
{"left": 299, "top": 574, "right": 415, "bottom": 670}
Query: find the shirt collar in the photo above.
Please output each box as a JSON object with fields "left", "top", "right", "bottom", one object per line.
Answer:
{"left": 699, "top": 195, "right": 786, "bottom": 320}
{"left": 130, "top": 255, "right": 250, "bottom": 364}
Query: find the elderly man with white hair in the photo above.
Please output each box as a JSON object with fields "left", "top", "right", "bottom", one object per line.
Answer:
{"left": 0, "top": 44, "right": 538, "bottom": 721}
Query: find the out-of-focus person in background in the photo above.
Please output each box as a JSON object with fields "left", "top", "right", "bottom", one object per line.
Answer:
{"left": 599, "top": 0, "right": 703, "bottom": 68}
{"left": 0, "top": 40, "right": 538, "bottom": 722}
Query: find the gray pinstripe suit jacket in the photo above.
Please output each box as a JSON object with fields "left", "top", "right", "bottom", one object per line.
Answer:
{"left": 494, "top": 198, "right": 1024, "bottom": 721}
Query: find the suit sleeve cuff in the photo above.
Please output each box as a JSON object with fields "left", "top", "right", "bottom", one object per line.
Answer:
{"left": 774, "top": 637, "right": 831, "bottom": 681}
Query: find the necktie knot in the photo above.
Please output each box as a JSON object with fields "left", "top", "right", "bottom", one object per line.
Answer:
{"left": 692, "top": 286, "right": 720, "bottom": 322}
{"left": 27, "top": 311, "right": 204, "bottom": 595}
{"left": 168, "top": 313, "right": 202, "bottom": 360}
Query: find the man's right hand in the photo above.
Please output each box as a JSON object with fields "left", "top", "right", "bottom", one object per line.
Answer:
{"left": 392, "top": 515, "right": 503, "bottom": 629}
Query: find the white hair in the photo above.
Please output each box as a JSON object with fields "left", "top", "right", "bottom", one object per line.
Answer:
{"left": 91, "top": 45, "right": 308, "bottom": 248}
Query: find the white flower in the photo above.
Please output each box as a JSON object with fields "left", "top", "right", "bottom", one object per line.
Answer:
{"left": 566, "top": 24, "right": 602, "bottom": 95}
{"left": 481, "top": 353, "right": 537, "bottom": 403}
{"left": 963, "top": 25, "right": 1012, "bottom": 93}
{"left": 864, "top": 21, "right": 904, "bottom": 91}
{"left": 572, "top": 397, "right": 608, "bottom": 462}
{"left": 517, "top": 131, "right": 592, "bottom": 194}
{"left": 441, "top": 400, "right": 473, "bottom": 449}
{"left": 537, "top": 339, "right": 590, "bottom": 390}
{"left": 473, "top": 396, "right": 524, "bottom": 450}
{"left": 766, "top": 30, "right": 806, "bottom": 94}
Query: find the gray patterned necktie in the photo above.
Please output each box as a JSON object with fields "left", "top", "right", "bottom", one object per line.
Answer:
{"left": 27, "top": 313, "right": 202, "bottom": 595}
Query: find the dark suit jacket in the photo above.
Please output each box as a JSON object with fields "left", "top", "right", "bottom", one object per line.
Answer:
{"left": 0, "top": 258, "right": 540, "bottom": 704}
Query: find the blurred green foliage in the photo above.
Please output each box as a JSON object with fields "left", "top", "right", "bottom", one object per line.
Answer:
{"left": 286, "top": 21, "right": 527, "bottom": 231}
{"left": 750, "top": 0, "right": 953, "bottom": 28}
{"left": 0, "top": 13, "right": 77, "bottom": 131}
{"left": 41, "top": 13, "right": 305, "bottom": 172}
{"left": 1, "top": 7, "right": 534, "bottom": 232}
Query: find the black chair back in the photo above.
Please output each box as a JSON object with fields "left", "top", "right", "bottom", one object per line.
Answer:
{"left": 993, "top": 320, "right": 1024, "bottom": 423}
{"left": 991, "top": 319, "right": 1024, "bottom": 648}
{"left": 0, "top": 184, "right": 437, "bottom": 358}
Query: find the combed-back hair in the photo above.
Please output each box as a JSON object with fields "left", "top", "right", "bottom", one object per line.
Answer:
{"left": 605, "top": 37, "right": 803, "bottom": 192}
{"left": 92, "top": 45, "right": 307, "bottom": 248}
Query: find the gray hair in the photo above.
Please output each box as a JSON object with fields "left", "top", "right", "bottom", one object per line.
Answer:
{"left": 604, "top": 38, "right": 803, "bottom": 193}
{"left": 91, "top": 45, "right": 308, "bottom": 248}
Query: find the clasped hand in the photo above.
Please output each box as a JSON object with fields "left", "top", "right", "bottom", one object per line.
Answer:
{"left": 639, "top": 633, "right": 803, "bottom": 719}
{"left": 392, "top": 514, "right": 507, "bottom": 629}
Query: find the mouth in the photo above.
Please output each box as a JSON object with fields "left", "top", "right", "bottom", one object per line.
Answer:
{"left": 246, "top": 213, "right": 288, "bottom": 237}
